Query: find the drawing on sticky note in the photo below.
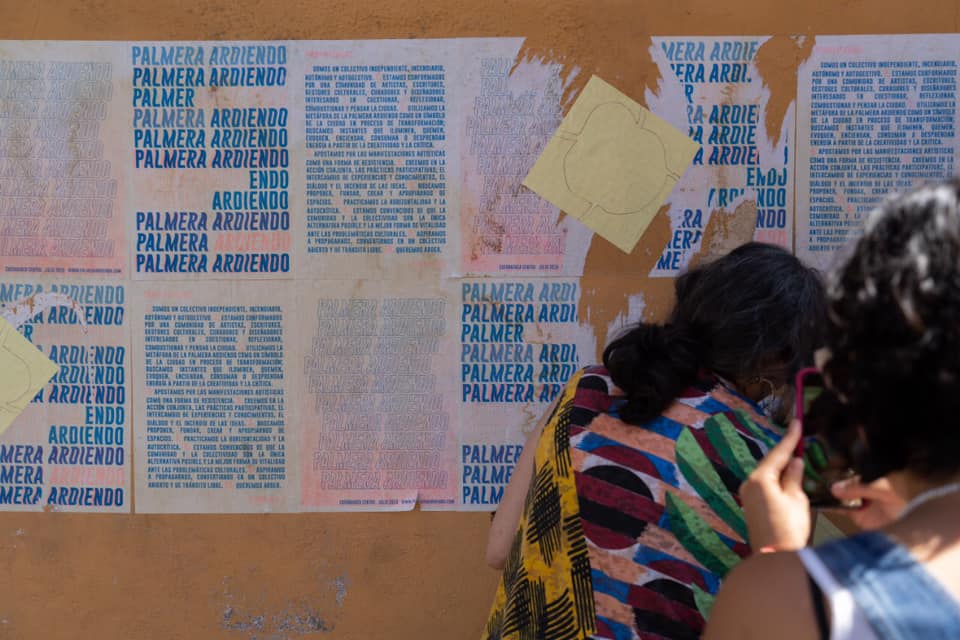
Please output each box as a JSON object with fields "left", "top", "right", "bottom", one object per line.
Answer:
{"left": 0, "top": 346, "right": 32, "bottom": 407}
{"left": 524, "top": 75, "right": 699, "bottom": 253}
{"left": 0, "top": 316, "right": 59, "bottom": 436}
{"left": 560, "top": 103, "right": 675, "bottom": 216}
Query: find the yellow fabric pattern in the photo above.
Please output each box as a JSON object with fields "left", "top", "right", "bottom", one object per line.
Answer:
{"left": 482, "top": 371, "right": 596, "bottom": 640}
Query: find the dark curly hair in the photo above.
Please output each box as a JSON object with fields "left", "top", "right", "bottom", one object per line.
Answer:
{"left": 603, "top": 242, "right": 827, "bottom": 425}
{"left": 822, "top": 179, "right": 960, "bottom": 482}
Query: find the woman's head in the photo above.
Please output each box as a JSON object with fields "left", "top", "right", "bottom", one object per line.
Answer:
{"left": 604, "top": 242, "right": 826, "bottom": 425}
{"left": 823, "top": 179, "right": 960, "bottom": 482}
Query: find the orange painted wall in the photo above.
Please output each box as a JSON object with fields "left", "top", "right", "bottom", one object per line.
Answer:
{"left": 0, "top": 1, "right": 957, "bottom": 638}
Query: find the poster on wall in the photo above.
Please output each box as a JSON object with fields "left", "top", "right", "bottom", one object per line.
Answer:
{"left": 0, "top": 38, "right": 594, "bottom": 512}
{"left": 455, "top": 277, "right": 595, "bottom": 510}
{"left": 127, "top": 42, "right": 295, "bottom": 281}
{"left": 455, "top": 42, "right": 593, "bottom": 277}
{"left": 289, "top": 38, "right": 595, "bottom": 510}
{"left": 292, "top": 38, "right": 593, "bottom": 281}
{"left": 12, "top": 35, "right": 941, "bottom": 512}
{"left": 131, "top": 280, "right": 295, "bottom": 513}
{"left": 0, "top": 280, "right": 131, "bottom": 512}
{"left": 293, "top": 38, "right": 461, "bottom": 281}
{"left": 796, "top": 34, "right": 960, "bottom": 269}
{"left": 646, "top": 36, "right": 795, "bottom": 276}
{"left": 296, "top": 278, "right": 460, "bottom": 511}
{"left": 0, "top": 42, "right": 128, "bottom": 277}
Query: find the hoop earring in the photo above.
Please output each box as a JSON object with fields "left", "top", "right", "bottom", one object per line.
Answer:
{"left": 748, "top": 376, "right": 776, "bottom": 398}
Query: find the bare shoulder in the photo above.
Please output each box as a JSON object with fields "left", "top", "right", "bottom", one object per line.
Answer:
{"left": 705, "top": 552, "right": 819, "bottom": 640}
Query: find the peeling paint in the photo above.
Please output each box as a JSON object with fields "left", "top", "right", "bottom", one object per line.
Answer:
{"left": 331, "top": 575, "right": 348, "bottom": 608}
{"left": 221, "top": 576, "right": 337, "bottom": 638}
{"left": 1, "top": 293, "right": 88, "bottom": 333}
{"left": 755, "top": 35, "right": 817, "bottom": 147}
{"left": 273, "top": 608, "right": 331, "bottom": 633}
{"left": 687, "top": 200, "right": 760, "bottom": 269}
{"left": 223, "top": 603, "right": 333, "bottom": 638}
{"left": 222, "top": 605, "right": 265, "bottom": 633}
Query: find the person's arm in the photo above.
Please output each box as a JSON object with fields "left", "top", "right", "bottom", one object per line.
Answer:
{"left": 739, "top": 419, "right": 811, "bottom": 551}
{"left": 484, "top": 404, "right": 554, "bottom": 569}
{"left": 706, "top": 420, "right": 820, "bottom": 639}
{"left": 704, "top": 552, "right": 815, "bottom": 640}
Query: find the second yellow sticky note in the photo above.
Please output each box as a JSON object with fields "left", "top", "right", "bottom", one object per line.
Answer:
{"left": 0, "top": 316, "right": 59, "bottom": 436}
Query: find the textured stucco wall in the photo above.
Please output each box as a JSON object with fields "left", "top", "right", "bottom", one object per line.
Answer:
{"left": 0, "top": 1, "right": 957, "bottom": 638}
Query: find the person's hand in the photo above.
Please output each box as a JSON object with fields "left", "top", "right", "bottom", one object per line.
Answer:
{"left": 830, "top": 476, "right": 905, "bottom": 530}
{"left": 740, "top": 420, "right": 810, "bottom": 551}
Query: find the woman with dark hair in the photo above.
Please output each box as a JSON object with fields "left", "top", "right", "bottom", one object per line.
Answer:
{"left": 483, "top": 242, "right": 826, "bottom": 640}
{"left": 706, "top": 181, "right": 960, "bottom": 639}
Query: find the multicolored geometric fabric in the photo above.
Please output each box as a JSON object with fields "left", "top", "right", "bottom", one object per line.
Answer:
{"left": 483, "top": 366, "right": 780, "bottom": 640}
{"left": 572, "top": 367, "right": 779, "bottom": 639}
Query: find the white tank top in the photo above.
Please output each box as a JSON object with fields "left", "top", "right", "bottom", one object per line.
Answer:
{"left": 798, "top": 547, "right": 879, "bottom": 640}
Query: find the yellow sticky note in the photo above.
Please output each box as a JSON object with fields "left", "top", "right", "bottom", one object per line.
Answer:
{"left": 0, "top": 316, "right": 59, "bottom": 436}
{"left": 523, "top": 75, "right": 700, "bottom": 253}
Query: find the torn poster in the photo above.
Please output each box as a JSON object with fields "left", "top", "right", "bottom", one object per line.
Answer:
{"left": 0, "top": 280, "right": 130, "bottom": 512}
{"left": 455, "top": 277, "right": 595, "bottom": 510}
{"left": 645, "top": 36, "right": 797, "bottom": 276}
{"left": 0, "top": 38, "right": 624, "bottom": 513}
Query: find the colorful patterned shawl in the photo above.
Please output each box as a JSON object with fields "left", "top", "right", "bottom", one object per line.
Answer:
{"left": 483, "top": 366, "right": 780, "bottom": 640}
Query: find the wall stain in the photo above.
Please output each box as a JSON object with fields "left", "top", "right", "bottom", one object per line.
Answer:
{"left": 223, "top": 603, "right": 333, "bottom": 638}
{"left": 219, "top": 570, "right": 346, "bottom": 638}
{"left": 687, "top": 200, "right": 759, "bottom": 269}
{"left": 513, "top": 35, "right": 674, "bottom": 355}
{"left": 755, "top": 35, "right": 817, "bottom": 147}
{"left": 515, "top": 34, "right": 817, "bottom": 356}
{"left": 331, "top": 575, "right": 348, "bottom": 609}
{"left": 576, "top": 208, "right": 674, "bottom": 355}
{"left": 222, "top": 606, "right": 264, "bottom": 633}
